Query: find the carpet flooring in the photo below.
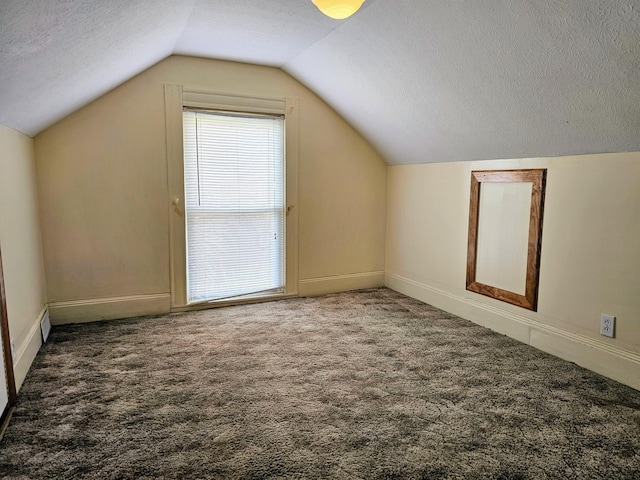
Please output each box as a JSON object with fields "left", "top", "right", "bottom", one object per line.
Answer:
{"left": 0, "top": 288, "right": 638, "bottom": 479}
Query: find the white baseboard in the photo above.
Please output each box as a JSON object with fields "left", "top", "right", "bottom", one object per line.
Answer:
{"left": 13, "top": 307, "right": 46, "bottom": 391}
{"left": 385, "top": 273, "right": 640, "bottom": 391}
{"left": 49, "top": 293, "right": 171, "bottom": 325}
{"left": 299, "top": 271, "right": 385, "bottom": 297}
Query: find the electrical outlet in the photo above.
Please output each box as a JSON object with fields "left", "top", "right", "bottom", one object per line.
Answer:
{"left": 10, "top": 338, "right": 16, "bottom": 362}
{"left": 600, "top": 314, "right": 615, "bottom": 338}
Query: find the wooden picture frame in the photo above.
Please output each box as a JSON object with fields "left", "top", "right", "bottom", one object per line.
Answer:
{"left": 466, "top": 169, "right": 547, "bottom": 311}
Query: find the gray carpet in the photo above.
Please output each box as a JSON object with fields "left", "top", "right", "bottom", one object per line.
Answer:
{"left": 0, "top": 288, "right": 638, "bottom": 479}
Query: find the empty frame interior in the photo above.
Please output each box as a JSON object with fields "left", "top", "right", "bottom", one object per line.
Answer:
{"left": 466, "top": 169, "right": 546, "bottom": 310}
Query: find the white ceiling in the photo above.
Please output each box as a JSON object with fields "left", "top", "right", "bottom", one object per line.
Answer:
{"left": 1, "top": 0, "right": 639, "bottom": 165}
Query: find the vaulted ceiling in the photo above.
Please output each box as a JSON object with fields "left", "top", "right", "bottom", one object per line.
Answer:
{"left": 1, "top": 0, "right": 639, "bottom": 164}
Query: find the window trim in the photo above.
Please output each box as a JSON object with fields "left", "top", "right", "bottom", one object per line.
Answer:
{"left": 164, "top": 85, "right": 299, "bottom": 310}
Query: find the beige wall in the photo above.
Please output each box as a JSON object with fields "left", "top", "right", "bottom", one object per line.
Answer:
{"left": 0, "top": 124, "right": 47, "bottom": 388}
{"left": 386, "top": 153, "right": 640, "bottom": 388}
{"left": 35, "top": 56, "right": 387, "bottom": 319}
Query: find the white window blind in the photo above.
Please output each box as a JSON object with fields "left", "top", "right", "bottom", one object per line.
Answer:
{"left": 183, "top": 109, "right": 285, "bottom": 304}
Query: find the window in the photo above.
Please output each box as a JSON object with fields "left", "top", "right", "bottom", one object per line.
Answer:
{"left": 183, "top": 110, "right": 285, "bottom": 303}
{"left": 164, "top": 85, "right": 299, "bottom": 310}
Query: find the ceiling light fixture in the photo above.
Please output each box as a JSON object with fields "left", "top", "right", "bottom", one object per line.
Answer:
{"left": 312, "top": 0, "right": 366, "bottom": 20}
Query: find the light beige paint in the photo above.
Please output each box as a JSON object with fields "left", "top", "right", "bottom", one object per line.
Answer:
{"left": 34, "top": 56, "right": 387, "bottom": 320}
{"left": 386, "top": 153, "right": 640, "bottom": 387}
{"left": 0, "top": 124, "right": 47, "bottom": 388}
{"left": 476, "top": 182, "right": 532, "bottom": 295}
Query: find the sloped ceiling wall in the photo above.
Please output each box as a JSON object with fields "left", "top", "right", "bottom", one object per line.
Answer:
{"left": 286, "top": 1, "right": 640, "bottom": 164}
{"left": 0, "top": 0, "right": 196, "bottom": 135}
{"left": 1, "top": 0, "right": 639, "bottom": 165}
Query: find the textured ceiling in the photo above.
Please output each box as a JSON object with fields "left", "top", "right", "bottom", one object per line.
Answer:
{"left": 1, "top": 0, "right": 639, "bottom": 164}
{"left": 174, "top": 0, "right": 341, "bottom": 66}
{"left": 286, "top": 0, "right": 640, "bottom": 164}
{"left": 0, "top": 0, "right": 196, "bottom": 136}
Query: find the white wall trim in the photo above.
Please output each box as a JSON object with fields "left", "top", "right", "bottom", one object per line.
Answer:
{"left": 299, "top": 271, "right": 385, "bottom": 297}
{"left": 13, "top": 306, "right": 46, "bottom": 391}
{"left": 49, "top": 294, "right": 171, "bottom": 325}
{"left": 385, "top": 273, "right": 640, "bottom": 391}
